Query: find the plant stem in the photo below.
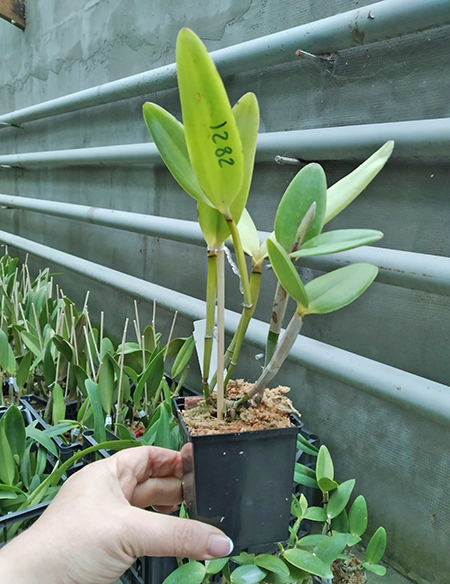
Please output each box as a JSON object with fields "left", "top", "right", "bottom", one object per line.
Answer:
{"left": 265, "top": 282, "right": 289, "bottom": 366}
{"left": 247, "top": 311, "right": 303, "bottom": 401}
{"left": 202, "top": 250, "right": 217, "bottom": 401}
{"left": 226, "top": 218, "right": 252, "bottom": 308}
{"left": 216, "top": 247, "right": 225, "bottom": 420}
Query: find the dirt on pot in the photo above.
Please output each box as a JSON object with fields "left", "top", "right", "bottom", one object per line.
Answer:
{"left": 331, "top": 555, "right": 366, "bottom": 584}
{"left": 181, "top": 379, "right": 299, "bottom": 435}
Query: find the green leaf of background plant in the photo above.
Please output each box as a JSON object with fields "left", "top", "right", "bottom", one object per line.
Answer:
{"left": 230, "top": 564, "right": 267, "bottom": 584}
{"left": 294, "top": 470, "right": 318, "bottom": 489}
{"left": 171, "top": 335, "right": 195, "bottom": 378}
{"left": 52, "top": 335, "right": 73, "bottom": 362}
{"left": 325, "top": 141, "right": 394, "bottom": 224}
{"left": 134, "top": 348, "right": 165, "bottom": 409}
{"left": 177, "top": 28, "right": 244, "bottom": 216}
{"left": 348, "top": 495, "right": 368, "bottom": 536}
{"left": 255, "top": 555, "right": 289, "bottom": 576}
{"left": 21, "top": 331, "right": 42, "bottom": 360}
{"left": 154, "top": 402, "right": 172, "bottom": 449}
{"left": 366, "top": 527, "right": 387, "bottom": 564}
{"left": 0, "top": 424, "right": 16, "bottom": 485}
{"left": 25, "top": 425, "right": 58, "bottom": 457}
{"left": 43, "top": 421, "right": 80, "bottom": 438}
{"left": 327, "top": 479, "right": 355, "bottom": 519}
{"left": 84, "top": 379, "right": 106, "bottom": 443}
{"left": 290, "top": 229, "right": 383, "bottom": 259}
{"left": 98, "top": 353, "right": 115, "bottom": 415}
{"left": 363, "top": 562, "right": 386, "bottom": 576}
{"left": 52, "top": 383, "right": 66, "bottom": 425}
{"left": 3, "top": 405, "right": 26, "bottom": 462}
{"left": 205, "top": 558, "right": 230, "bottom": 575}
{"left": 162, "top": 560, "right": 206, "bottom": 584}
{"left": 304, "top": 263, "right": 378, "bottom": 315}
{"left": 297, "top": 434, "right": 319, "bottom": 456}
{"left": 284, "top": 548, "right": 332, "bottom": 580}
{"left": 0, "top": 328, "right": 16, "bottom": 374}
{"left": 16, "top": 351, "right": 33, "bottom": 389}
{"left": 275, "top": 163, "right": 327, "bottom": 251}
{"left": 267, "top": 240, "right": 308, "bottom": 311}
{"left": 142, "top": 102, "right": 211, "bottom": 207}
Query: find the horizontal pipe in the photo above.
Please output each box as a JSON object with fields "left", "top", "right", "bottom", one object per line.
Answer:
{"left": 0, "top": 0, "right": 449, "bottom": 126}
{"left": 1, "top": 193, "right": 449, "bottom": 297}
{"left": 1, "top": 118, "right": 450, "bottom": 168}
{"left": 0, "top": 230, "right": 449, "bottom": 426}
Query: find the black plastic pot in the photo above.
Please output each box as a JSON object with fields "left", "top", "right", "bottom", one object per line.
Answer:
{"left": 175, "top": 396, "right": 301, "bottom": 553}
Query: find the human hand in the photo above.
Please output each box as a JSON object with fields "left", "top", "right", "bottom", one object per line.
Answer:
{"left": 0, "top": 446, "right": 233, "bottom": 584}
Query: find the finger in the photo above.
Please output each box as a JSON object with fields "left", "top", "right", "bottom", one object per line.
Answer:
{"left": 109, "top": 446, "right": 183, "bottom": 487}
{"left": 121, "top": 508, "right": 234, "bottom": 561}
{"left": 130, "top": 477, "right": 182, "bottom": 508}
{"left": 151, "top": 504, "right": 179, "bottom": 514}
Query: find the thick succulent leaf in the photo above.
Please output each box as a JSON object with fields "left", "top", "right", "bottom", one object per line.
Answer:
{"left": 316, "top": 445, "right": 334, "bottom": 492}
{"left": 303, "top": 506, "right": 327, "bottom": 522}
{"left": 363, "top": 563, "right": 386, "bottom": 576}
{"left": 177, "top": 28, "right": 244, "bottom": 216}
{"left": 284, "top": 548, "right": 333, "bottom": 580}
{"left": 326, "top": 479, "right": 355, "bottom": 519}
{"left": 348, "top": 495, "right": 368, "bottom": 537}
{"left": 325, "top": 141, "right": 394, "bottom": 223}
{"left": 230, "top": 92, "right": 259, "bottom": 223}
{"left": 313, "top": 533, "right": 349, "bottom": 566}
{"left": 163, "top": 561, "right": 206, "bottom": 584}
{"left": 366, "top": 527, "right": 387, "bottom": 564}
{"left": 231, "top": 564, "right": 267, "bottom": 584}
{"left": 267, "top": 239, "right": 308, "bottom": 311}
{"left": 274, "top": 163, "right": 327, "bottom": 251}
{"left": 0, "top": 328, "right": 16, "bottom": 374}
{"left": 304, "top": 263, "right": 378, "bottom": 315}
{"left": 142, "top": 102, "right": 211, "bottom": 207}
{"left": 290, "top": 229, "right": 383, "bottom": 259}
{"left": 3, "top": 405, "right": 26, "bottom": 462}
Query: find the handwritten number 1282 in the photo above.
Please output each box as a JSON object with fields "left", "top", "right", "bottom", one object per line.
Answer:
{"left": 210, "top": 121, "right": 234, "bottom": 167}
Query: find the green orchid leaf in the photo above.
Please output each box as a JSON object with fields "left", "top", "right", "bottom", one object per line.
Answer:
{"left": 0, "top": 484, "right": 24, "bottom": 499}
{"left": 142, "top": 102, "right": 211, "bottom": 207}
{"left": 346, "top": 534, "right": 362, "bottom": 546}
{"left": 304, "top": 263, "right": 378, "bottom": 315}
{"left": 294, "top": 471, "right": 318, "bottom": 489}
{"left": 177, "top": 28, "right": 244, "bottom": 216}
{"left": 230, "top": 564, "right": 267, "bottom": 584}
{"left": 16, "top": 351, "right": 33, "bottom": 389}
{"left": 275, "top": 163, "right": 327, "bottom": 251}
{"left": 197, "top": 202, "right": 230, "bottom": 247}
{"left": 171, "top": 335, "right": 195, "bottom": 378}
{"left": 84, "top": 379, "right": 106, "bottom": 443}
{"left": 297, "top": 434, "right": 319, "bottom": 456}
{"left": 25, "top": 425, "right": 58, "bottom": 457}
{"left": 290, "top": 494, "right": 304, "bottom": 519}
{"left": 284, "top": 548, "right": 333, "bottom": 580}
{"left": 52, "top": 383, "right": 66, "bottom": 425}
{"left": 363, "top": 562, "right": 386, "bottom": 576}
{"left": 163, "top": 561, "right": 206, "bottom": 584}
{"left": 165, "top": 337, "right": 186, "bottom": 360}
{"left": 295, "top": 463, "right": 316, "bottom": 479}
{"left": 0, "top": 328, "right": 16, "bottom": 374}
{"left": 21, "top": 331, "right": 42, "bottom": 360}
{"left": 316, "top": 445, "right": 334, "bottom": 492}
{"left": 73, "top": 364, "right": 88, "bottom": 398}
{"left": 331, "top": 509, "right": 349, "bottom": 534}
{"left": 231, "top": 552, "right": 255, "bottom": 566}
{"left": 303, "top": 506, "right": 327, "bottom": 522}
{"left": 3, "top": 405, "right": 26, "bottom": 462}
{"left": 100, "top": 337, "right": 115, "bottom": 358}
{"left": 154, "top": 402, "right": 173, "bottom": 449}
{"left": 255, "top": 555, "right": 290, "bottom": 576}
{"left": 348, "top": 495, "right": 368, "bottom": 537}
{"left": 297, "top": 534, "right": 329, "bottom": 547}
{"left": 134, "top": 348, "right": 165, "bottom": 409}
{"left": 290, "top": 229, "right": 383, "bottom": 259}
{"left": 366, "top": 527, "right": 387, "bottom": 564}
{"left": 266, "top": 239, "right": 308, "bottom": 311}
{"left": 52, "top": 335, "right": 73, "bottom": 362}
{"left": 205, "top": 558, "right": 230, "bottom": 575}
{"left": 237, "top": 208, "right": 261, "bottom": 262}
{"left": 98, "top": 353, "right": 115, "bottom": 415}
{"left": 313, "top": 533, "right": 349, "bottom": 566}
{"left": 43, "top": 421, "right": 80, "bottom": 438}
{"left": 325, "top": 141, "right": 394, "bottom": 224}
{"left": 327, "top": 479, "right": 355, "bottom": 519}
{"left": 43, "top": 342, "right": 56, "bottom": 387}
{"left": 230, "top": 92, "right": 259, "bottom": 223}
{"left": 0, "top": 422, "right": 17, "bottom": 485}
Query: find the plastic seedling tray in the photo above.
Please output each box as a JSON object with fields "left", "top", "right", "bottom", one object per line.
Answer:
{"left": 175, "top": 396, "right": 301, "bottom": 554}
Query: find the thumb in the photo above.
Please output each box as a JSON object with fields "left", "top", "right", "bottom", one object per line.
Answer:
{"left": 121, "top": 507, "right": 234, "bottom": 561}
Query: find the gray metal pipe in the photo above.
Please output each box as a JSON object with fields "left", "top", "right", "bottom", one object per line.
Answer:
{"left": 1, "top": 118, "right": 450, "bottom": 168}
{"left": 1, "top": 0, "right": 449, "bottom": 126}
{"left": 0, "top": 229, "right": 449, "bottom": 426}
{"left": 1, "top": 193, "right": 449, "bottom": 297}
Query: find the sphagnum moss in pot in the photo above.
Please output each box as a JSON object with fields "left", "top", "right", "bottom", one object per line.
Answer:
{"left": 143, "top": 28, "right": 393, "bottom": 553}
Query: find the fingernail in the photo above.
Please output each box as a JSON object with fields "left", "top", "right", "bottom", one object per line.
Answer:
{"left": 207, "top": 534, "right": 234, "bottom": 557}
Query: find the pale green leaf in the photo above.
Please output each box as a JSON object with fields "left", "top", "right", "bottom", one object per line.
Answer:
{"left": 0, "top": 423, "right": 16, "bottom": 485}
{"left": 3, "top": 405, "right": 26, "bottom": 462}
{"left": 0, "top": 328, "right": 16, "bottom": 374}
{"left": 25, "top": 425, "right": 58, "bottom": 457}
{"left": 284, "top": 548, "right": 332, "bottom": 580}
{"left": 267, "top": 239, "right": 308, "bottom": 311}
{"left": 255, "top": 555, "right": 289, "bottom": 576}
{"left": 304, "top": 263, "right": 378, "bottom": 315}
{"left": 303, "top": 506, "right": 327, "bottom": 522}
{"left": 348, "top": 495, "right": 368, "bottom": 537}
{"left": 237, "top": 208, "right": 261, "bottom": 261}
{"left": 327, "top": 479, "right": 355, "bottom": 519}
{"left": 205, "top": 558, "right": 230, "bottom": 575}
{"left": 171, "top": 335, "right": 195, "bottom": 378}
{"left": 290, "top": 229, "right": 383, "bottom": 259}
{"left": 316, "top": 445, "right": 334, "bottom": 492}
{"left": 52, "top": 383, "right": 66, "bottom": 425}
{"left": 163, "top": 561, "right": 206, "bottom": 584}
{"left": 98, "top": 353, "right": 115, "bottom": 415}
{"left": 231, "top": 564, "right": 267, "bottom": 584}
{"left": 313, "top": 533, "right": 348, "bottom": 566}
{"left": 84, "top": 379, "right": 106, "bottom": 443}
{"left": 366, "top": 527, "right": 387, "bottom": 564}
{"left": 177, "top": 28, "right": 244, "bottom": 216}
{"left": 363, "top": 562, "right": 386, "bottom": 576}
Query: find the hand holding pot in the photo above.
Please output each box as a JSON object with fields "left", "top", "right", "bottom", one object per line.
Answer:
{"left": 0, "top": 446, "right": 233, "bottom": 584}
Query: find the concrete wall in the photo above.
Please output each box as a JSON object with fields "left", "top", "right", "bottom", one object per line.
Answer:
{"left": 1, "top": 2, "right": 449, "bottom": 582}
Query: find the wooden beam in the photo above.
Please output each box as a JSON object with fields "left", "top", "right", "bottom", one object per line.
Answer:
{"left": 0, "top": 0, "right": 25, "bottom": 30}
